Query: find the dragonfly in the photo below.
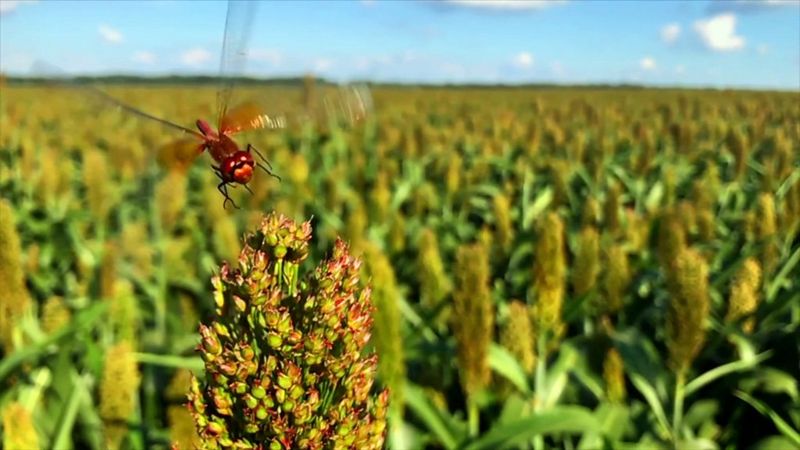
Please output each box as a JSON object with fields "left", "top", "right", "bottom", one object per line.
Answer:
{"left": 55, "top": 0, "right": 372, "bottom": 209}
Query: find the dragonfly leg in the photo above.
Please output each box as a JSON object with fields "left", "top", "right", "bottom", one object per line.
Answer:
{"left": 247, "top": 144, "right": 282, "bottom": 182}
{"left": 217, "top": 180, "right": 239, "bottom": 209}
{"left": 247, "top": 144, "right": 273, "bottom": 169}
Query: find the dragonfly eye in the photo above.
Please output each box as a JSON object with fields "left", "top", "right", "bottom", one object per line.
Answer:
{"left": 222, "top": 151, "right": 255, "bottom": 184}
{"left": 232, "top": 163, "right": 254, "bottom": 184}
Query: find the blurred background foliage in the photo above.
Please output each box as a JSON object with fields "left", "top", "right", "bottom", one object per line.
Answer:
{"left": 0, "top": 82, "right": 799, "bottom": 449}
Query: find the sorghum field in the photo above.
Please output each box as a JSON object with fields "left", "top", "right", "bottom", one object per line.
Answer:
{"left": 1, "top": 83, "right": 799, "bottom": 450}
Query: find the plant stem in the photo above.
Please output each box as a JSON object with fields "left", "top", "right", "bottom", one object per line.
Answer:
{"left": 533, "top": 330, "right": 548, "bottom": 450}
{"left": 467, "top": 396, "right": 479, "bottom": 438}
{"left": 672, "top": 370, "right": 686, "bottom": 446}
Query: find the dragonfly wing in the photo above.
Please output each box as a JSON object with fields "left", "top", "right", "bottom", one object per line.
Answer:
{"left": 216, "top": 0, "right": 258, "bottom": 130}
{"left": 31, "top": 60, "right": 202, "bottom": 137}
{"left": 220, "top": 82, "right": 374, "bottom": 135}
{"left": 157, "top": 137, "right": 206, "bottom": 172}
{"left": 220, "top": 102, "right": 287, "bottom": 135}
{"left": 317, "top": 83, "right": 373, "bottom": 125}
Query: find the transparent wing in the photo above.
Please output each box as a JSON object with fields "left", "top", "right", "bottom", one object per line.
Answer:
{"left": 220, "top": 102, "right": 287, "bottom": 134}
{"left": 216, "top": 0, "right": 257, "bottom": 130}
{"left": 219, "top": 81, "right": 374, "bottom": 135}
{"left": 31, "top": 61, "right": 202, "bottom": 137}
{"left": 157, "top": 137, "right": 206, "bottom": 172}
{"left": 85, "top": 87, "right": 201, "bottom": 137}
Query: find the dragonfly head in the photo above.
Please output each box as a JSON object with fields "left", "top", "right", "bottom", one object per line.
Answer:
{"left": 221, "top": 151, "right": 255, "bottom": 184}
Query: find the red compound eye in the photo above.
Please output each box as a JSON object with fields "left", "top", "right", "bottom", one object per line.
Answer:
{"left": 232, "top": 164, "right": 253, "bottom": 184}
{"left": 221, "top": 151, "right": 255, "bottom": 184}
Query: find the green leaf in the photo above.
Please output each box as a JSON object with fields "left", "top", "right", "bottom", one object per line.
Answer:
{"left": 132, "top": 353, "right": 204, "bottom": 372}
{"left": 775, "top": 168, "right": 800, "bottom": 199}
{"left": 404, "top": 382, "right": 464, "bottom": 450}
{"left": 52, "top": 372, "right": 90, "bottom": 450}
{"left": 735, "top": 390, "right": 800, "bottom": 446}
{"left": 629, "top": 373, "right": 671, "bottom": 439}
{"left": 613, "top": 330, "right": 665, "bottom": 385}
{"left": 388, "top": 417, "right": 420, "bottom": 450}
{"left": 683, "top": 351, "right": 771, "bottom": 397}
{"left": 674, "top": 438, "right": 719, "bottom": 450}
{"left": 578, "top": 402, "right": 630, "bottom": 449}
{"left": 0, "top": 302, "right": 108, "bottom": 381}
{"left": 543, "top": 344, "right": 577, "bottom": 408}
{"left": 682, "top": 399, "right": 719, "bottom": 431}
{"left": 76, "top": 379, "right": 105, "bottom": 450}
{"left": 739, "top": 368, "right": 799, "bottom": 401}
{"left": 749, "top": 435, "right": 800, "bottom": 450}
{"left": 645, "top": 182, "right": 664, "bottom": 213}
{"left": 523, "top": 186, "right": 553, "bottom": 228}
{"left": 767, "top": 244, "right": 800, "bottom": 301}
{"left": 488, "top": 344, "right": 531, "bottom": 394}
{"left": 569, "top": 356, "right": 606, "bottom": 401}
{"left": 464, "top": 406, "right": 601, "bottom": 450}
{"left": 496, "top": 394, "right": 531, "bottom": 426}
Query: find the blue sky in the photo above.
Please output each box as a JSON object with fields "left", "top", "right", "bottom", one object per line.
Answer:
{"left": 1, "top": 0, "right": 798, "bottom": 89}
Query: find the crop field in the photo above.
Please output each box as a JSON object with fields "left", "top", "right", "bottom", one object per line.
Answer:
{"left": 1, "top": 84, "right": 799, "bottom": 450}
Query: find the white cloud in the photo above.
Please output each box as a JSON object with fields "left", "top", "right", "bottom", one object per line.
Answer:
{"left": 181, "top": 48, "right": 212, "bottom": 66}
{"left": 132, "top": 51, "right": 156, "bottom": 64}
{"left": 0, "top": 0, "right": 36, "bottom": 16}
{"left": 694, "top": 13, "right": 745, "bottom": 51}
{"left": 98, "top": 25, "right": 123, "bottom": 44}
{"left": 661, "top": 23, "right": 681, "bottom": 44}
{"left": 640, "top": 57, "right": 657, "bottom": 70}
{"left": 445, "top": 0, "right": 567, "bottom": 10}
{"left": 313, "top": 58, "right": 333, "bottom": 72}
{"left": 675, "top": 64, "right": 686, "bottom": 74}
{"left": 513, "top": 52, "right": 534, "bottom": 68}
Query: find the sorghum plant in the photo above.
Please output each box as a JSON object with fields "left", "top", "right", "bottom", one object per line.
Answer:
{"left": 0, "top": 199, "right": 31, "bottom": 353}
{"left": 726, "top": 258, "right": 762, "bottom": 334}
{"left": 187, "top": 213, "right": 388, "bottom": 449}
{"left": 452, "top": 242, "right": 494, "bottom": 436}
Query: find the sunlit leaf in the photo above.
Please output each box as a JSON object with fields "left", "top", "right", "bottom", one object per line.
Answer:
{"left": 464, "top": 406, "right": 600, "bottom": 450}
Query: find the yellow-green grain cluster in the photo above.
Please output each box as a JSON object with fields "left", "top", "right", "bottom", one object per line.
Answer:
{"left": 0, "top": 200, "right": 31, "bottom": 352}
{"left": 362, "top": 243, "right": 406, "bottom": 417}
{"left": 532, "top": 212, "right": 566, "bottom": 336}
{"left": 1, "top": 402, "right": 38, "bottom": 450}
{"left": 99, "top": 341, "right": 141, "bottom": 450}
{"left": 452, "top": 242, "right": 494, "bottom": 399}
{"left": 665, "top": 248, "right": 710, "bottom": 374}
{"left": 500, "top": 300, "right": 536, "bottom": 375}
{"left": 726, "top": 258, "right": 763, "bottom": 334}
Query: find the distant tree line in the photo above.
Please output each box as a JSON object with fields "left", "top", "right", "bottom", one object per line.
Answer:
{"left": 2, "top": 74, "right": 774, "bottom": 92}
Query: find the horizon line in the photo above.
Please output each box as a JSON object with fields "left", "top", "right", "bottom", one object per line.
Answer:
{"left": 4, "top": 73, "right": 799, "bottom": 93}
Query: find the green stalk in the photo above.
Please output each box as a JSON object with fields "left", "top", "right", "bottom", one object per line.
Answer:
{"left": 151, "top": 204, "right": 167, "bottom": 346}
{"left": 671, "top": 371, "right": 686, "bottom": 446}
{"left": 467, "top": 396, "right": 479, "bottom": 438}
{"left": 52, "top": 377, "right": 83, "bottom": 450}
{"left": 533, "top": 330, "right": 548, "bottom": 450}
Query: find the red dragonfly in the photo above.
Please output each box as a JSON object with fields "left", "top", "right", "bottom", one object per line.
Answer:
{"left": 59, "top": 1, "right": 371, "bottom": 208}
